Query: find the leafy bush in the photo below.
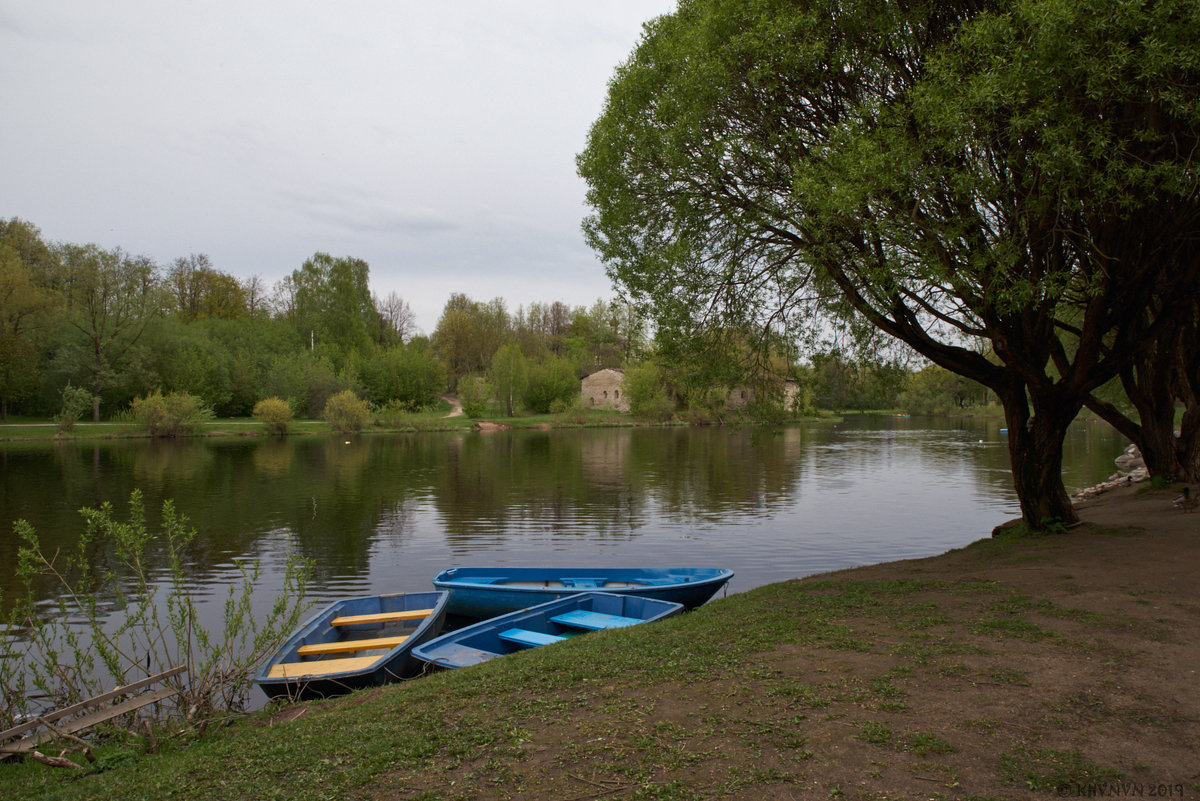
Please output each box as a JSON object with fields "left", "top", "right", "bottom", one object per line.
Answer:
{"left": 130, "top": 389, "right": 214, "bottom": 436}
{"left": 252, "top": 396, "right": 293, "bottom": 435}
{"left": 373, "top": 398, "right": 409, "bottom": 427}
{"left": 323, "top": 389, "right": 370, "bottom": 433}
{"left": 623, "top": 363, "right": 675, "bottom": 421}
{"left": 489, "top": 343, "right": 529, "bottom": 416}
{"left": 358, "top": 342, "right": 446, "bottom": 412}
{"left": 522, "top": 357, "right": 578, "bottom": 414}
{"left": 552, "top": 396, "right": 589, "bottom": 424}
{"left": 457, "top": 375, "right": 492, "bottom": 418}
{"left": 53, "top": 383, "right": 93, "bottom": 433}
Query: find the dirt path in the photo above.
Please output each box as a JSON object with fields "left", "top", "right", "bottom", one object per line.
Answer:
{"left": 441, "top": 395, "right": 463, "bottom": 418}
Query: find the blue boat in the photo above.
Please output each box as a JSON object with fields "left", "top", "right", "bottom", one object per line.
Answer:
{"left": 255, "top": 590, "right": 448, "bottom": 700}
{"left": 432, "top": 567, "right": 733, "bottom": 619}
{"left": 412, "top": 592, "right": 684, "bottom": 669}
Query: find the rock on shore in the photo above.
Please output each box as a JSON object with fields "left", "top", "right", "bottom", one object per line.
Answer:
{"left": 1072, "top": 443, "right": 1146, "bottom": 503}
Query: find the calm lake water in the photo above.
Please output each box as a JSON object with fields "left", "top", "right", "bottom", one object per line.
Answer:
{"left": 1, "top": 416, "right": 1128, "bottom": 618}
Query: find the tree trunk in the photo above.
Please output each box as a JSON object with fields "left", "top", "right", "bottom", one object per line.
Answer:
{"left": 1176, "top": 405, "right": 1200, "bottom": 483}
{"left": 997, "top": 384, "right": 1080, "bottom": 528}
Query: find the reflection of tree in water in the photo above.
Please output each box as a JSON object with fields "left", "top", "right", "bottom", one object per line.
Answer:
{"left": 251, "top": 438, "right": 294, "bottom": 477}
{"left": 628, "top": 427, "right": 806, "bottom": 524}
{"left": 430, "top": 427, "right": 808, "bottom": 543}
{"left": 125, "top": 438, "right": 217, "bottom": 486}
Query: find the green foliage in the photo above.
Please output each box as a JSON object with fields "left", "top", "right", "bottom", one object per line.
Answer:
{"left": 433, "top": 294, "right": 510, "bottom": 385}
{"left": 624, "top": 362, "right": 675, "bottom": 421}
{"left": 358, "top": 341, "right": 446, "bottom": 412}
{"left": 372, "top": 398, "right": 414, "bottom": 427}
{"left": 291, "top": 252, "right": 376, "bottom": 357}
{"left": 52, "top": 383, "right": 93, "bottom": 433}
{"left": 1, "top": 491, "right": 313, "bottom": 731}
{"left": 552, "top": 396, "right": 589, "bottom": 424}
{"left": 322, "top": 389, "right": 370, "bottom": 434}
{"left": 490, "top": 342, "right": 529, "bottom": 416}
{"left": 53, "top": 243, "right": 160, "bottom": 420}
{"left": 137, "top": 317, "right": 235, "bottom": 413}
{"left": 900, "top": 364, "right": 988, "bottom": 415}
{"left": 521, "top": 356, "right": 577, "bottom": 415}
{"left": 252, "top": 396, "right": 293, "bottom": 435}
{"left": 809, "top": 351, "right": 906, "bottom": 412}
{"left": 165, "top": 253, "right": 248, "bottom": 321}
{"left": 458, "top": 374, "right": 492, "bottom": 418}
{"left": 129, "top": 389, "right": 215, "bottom": 436}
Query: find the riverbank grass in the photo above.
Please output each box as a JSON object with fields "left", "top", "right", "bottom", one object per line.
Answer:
{"left": 0, "top": 406, "right": 637, "bottom": 443}
{"left": 3, "top": 489, "right": 1195, "bottom": 799}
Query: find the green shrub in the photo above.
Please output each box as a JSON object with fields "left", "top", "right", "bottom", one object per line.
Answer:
{"left": 130, "top": 389, "right": 214, "bottom": 436}
{"left": 323, "top": 389, "right": 370, "bottom": 434}
{"left": 522, "top": 357, "right": 578, "bottom": 414}
{"left": 552, "top": 396, "right": 589, "bottom": 424}
{"left": 252, "top": 397, "right": 293, "bottom": 435}
{"left": 53, "top": 384, "right": 93, "bottom": 433}
{"left": 2, "top": 491, "right": 312, "bottom": 730}
{"left": 457, "top": 375, "right": 492, "bottom": 418}
{"left": 624, "top": 363, "right": 675, "bottom": 421}
{"left": 373, "top": 398, "right": 409, "bottom": 427}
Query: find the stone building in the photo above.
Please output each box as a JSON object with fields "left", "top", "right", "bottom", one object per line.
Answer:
{"left": 580, "top": 368, "right": 629, "bottom": 412}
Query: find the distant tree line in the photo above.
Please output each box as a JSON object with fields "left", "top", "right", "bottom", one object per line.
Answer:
{"left": 0, "top": 218, "right": 650, "bottom": 421}
{"left": 1, "top": 216, "right": 1006, "bottom": 425}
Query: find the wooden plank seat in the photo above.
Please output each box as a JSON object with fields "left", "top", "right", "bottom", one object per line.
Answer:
{"left": 266, "top": 655, "right": 382, "bottom": 679}
{"left": 550, "top": 610, "right": 642, "bottom": 630}
{"left": 296, "top": 635, "right": 408, "bottom": 657}
{"left": 329, "top": 608, "right": 433, "bottom": 627}
{"left": 497, "top": 628, "right": 567, "bottom": 648}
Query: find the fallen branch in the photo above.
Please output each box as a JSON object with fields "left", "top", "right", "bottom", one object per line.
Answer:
{"left": 34, "top": 717, "right": 96, "bottom": 763}
{"left": 30, "top": 750, "right": 85, "bottom": 770}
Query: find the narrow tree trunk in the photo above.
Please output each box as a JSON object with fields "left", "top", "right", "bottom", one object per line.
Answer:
{"left": 1176, "top": 406, "right": 1200, "bottom": 483}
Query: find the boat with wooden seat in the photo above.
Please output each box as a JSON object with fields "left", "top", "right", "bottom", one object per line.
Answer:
{"left": 411, "top": 592, "right": 683, "bottom": 670}
{"left": 254, "top": 590, "right": 448, "bottom": 699}
{"left": 431, "top": 567, "right": 733, "bottom": 619}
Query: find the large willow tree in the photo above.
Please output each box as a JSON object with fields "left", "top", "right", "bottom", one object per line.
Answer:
{"left": 579, "top": 0, "right": 1200, "bottom": 528}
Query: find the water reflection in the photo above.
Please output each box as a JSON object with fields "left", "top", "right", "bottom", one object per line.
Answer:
{"left": 1, "top": 418, "right": 1128, "bottom": 614}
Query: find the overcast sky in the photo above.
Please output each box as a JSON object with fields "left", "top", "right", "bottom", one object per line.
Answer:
{"left": 0, "top": 2, "right": 677, "bottom": 334}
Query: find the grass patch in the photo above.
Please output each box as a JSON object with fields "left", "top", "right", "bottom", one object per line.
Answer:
{"left": 857, "top": 721, "right": 893, "bottom": 745}
{"left": 998, "top": 746, "right": 1122, "bottom": 791}
{"left": 987, "top": 666, "right": 1030, "bottom": 686}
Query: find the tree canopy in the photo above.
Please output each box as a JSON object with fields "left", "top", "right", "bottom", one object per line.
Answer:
{"left": 580, "top": 0, "right": 1200, "bottom": 527}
